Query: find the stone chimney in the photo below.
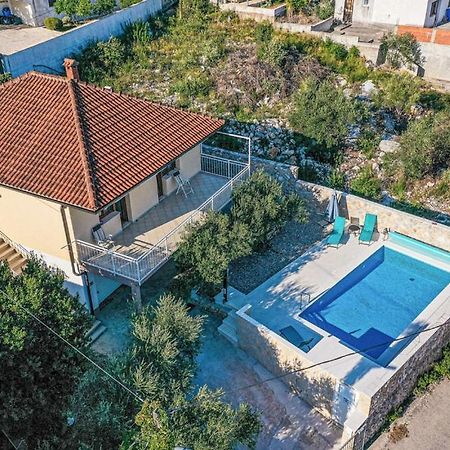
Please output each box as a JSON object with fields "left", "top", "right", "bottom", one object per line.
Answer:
{"left": 63, "top": 59, "right": 80, "bottom": 81}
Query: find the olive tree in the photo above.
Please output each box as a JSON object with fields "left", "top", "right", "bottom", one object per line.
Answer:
{"left": 0, "top": 259, "right": 91, "bottom": 447}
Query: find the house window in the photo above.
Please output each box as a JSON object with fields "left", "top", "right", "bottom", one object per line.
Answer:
{"left": 160, "top": 160, "right": 177, "bottom": 177}
{"left": 430, "top": 1, "right": 438, "bottom": 16}
{"left": 100, "top": 197, "right": 129, "bottom": 224}
{"left": 362, "top": 0, "right": 369, "bottom": 6}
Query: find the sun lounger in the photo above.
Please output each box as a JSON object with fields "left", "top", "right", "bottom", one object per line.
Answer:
{"left": 327, "top": 216, "right": 345, "bottom": 247}
{"left": 359, "top": 213, "right": 377, "bottom": 245}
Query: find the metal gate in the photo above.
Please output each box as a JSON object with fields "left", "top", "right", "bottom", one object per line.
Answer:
{"left": 343, "top": 0, "right": 354, "bottom": 23}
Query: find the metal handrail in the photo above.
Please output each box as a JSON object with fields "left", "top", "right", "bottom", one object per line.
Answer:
{"left": 136, "top": 163, "right": 249, "bottom": 263}
{"left": 0, "top": 229, "right": 32, "bottom": 260}
{"left": 76, "top": 154, "right": 251, "bottom": 284}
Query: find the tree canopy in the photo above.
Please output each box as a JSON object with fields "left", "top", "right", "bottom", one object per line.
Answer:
{"left": 0, "top": 259, "right": 91, "bottom": 447}
{"left": 289, "top": 77, "right": 359, "bottom": 149}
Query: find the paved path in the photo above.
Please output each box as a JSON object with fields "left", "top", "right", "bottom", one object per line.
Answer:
{"left": 370, "top": 379, "right": 450, "bottom": 450}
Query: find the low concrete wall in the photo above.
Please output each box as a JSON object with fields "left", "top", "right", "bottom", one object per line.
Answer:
{"left": 311, "top": 16, "right": 334, "bottom": 32}
{"left": 1, "top": 0, "right": 163, "bottom": 77}
{"left": 219, "top": 2, "right": 286, "bottom": 23}
{"left": 297, "top": 180, "right": 450, "bottom": 252}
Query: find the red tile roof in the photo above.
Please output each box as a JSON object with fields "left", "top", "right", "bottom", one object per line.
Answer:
{"left": 0, "top": 72, "right": 224, "bottom": 211}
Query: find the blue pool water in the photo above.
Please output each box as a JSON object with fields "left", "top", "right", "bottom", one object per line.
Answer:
{"left": 300, "top": 247, "right": 450, "bottom": 362}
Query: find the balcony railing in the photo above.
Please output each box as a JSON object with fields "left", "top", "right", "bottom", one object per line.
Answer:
{"left": 76, "top": 153, "right": 250, "bottom": 284}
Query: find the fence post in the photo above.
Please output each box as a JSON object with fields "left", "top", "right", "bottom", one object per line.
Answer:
{"left": 110, "top": 252, "right": 116, "bottom": 276}
{"left": 227, "top": 159, "right": 231, "bottom": 178}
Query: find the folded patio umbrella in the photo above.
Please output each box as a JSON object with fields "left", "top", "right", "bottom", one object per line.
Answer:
{"left": 325, "top": 190, "right": 339, "bottom": 223}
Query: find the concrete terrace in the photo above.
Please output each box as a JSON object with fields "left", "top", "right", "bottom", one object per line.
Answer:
{"left": 0, "top": 26, "right": 60, "bottom": 55}
{"left": 111, "top": 172, "right": 227, "bottom": 257}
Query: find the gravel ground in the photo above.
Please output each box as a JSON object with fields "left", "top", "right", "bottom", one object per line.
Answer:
{"left": 230, "top": 196, "right": 327, "bottom": 294}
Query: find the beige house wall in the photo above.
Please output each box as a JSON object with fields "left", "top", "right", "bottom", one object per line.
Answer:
{"left": 179, "top": 144, "right": 201, "bottom": 180}
{"left": 128, "top": 176, "right": 159, "bottom": 221}
{"left": 0, "top": 185, "right": 71, "bottom": 260}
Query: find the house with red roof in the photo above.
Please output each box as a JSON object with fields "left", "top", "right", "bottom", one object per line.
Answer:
{"left": 0, "top": 59, "right": 250, "bottom": 313}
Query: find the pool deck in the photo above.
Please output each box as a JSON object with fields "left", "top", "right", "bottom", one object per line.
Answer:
{"left": 230, "top": 233, "right": 450, "bottom": 419}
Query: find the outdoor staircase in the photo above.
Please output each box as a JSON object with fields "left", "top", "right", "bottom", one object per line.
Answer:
{"left": 0, "top": 238, "right": 28, "bottom": 275}
{"left": 216, "top": 286, "right": 246, "bottom": 347}
{"left": 86, "top": 319, "right": 107, "bottom": 344}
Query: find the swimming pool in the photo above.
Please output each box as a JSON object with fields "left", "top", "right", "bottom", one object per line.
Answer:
{"left": 300, "top": 246, "right": 450, "bottom": 363}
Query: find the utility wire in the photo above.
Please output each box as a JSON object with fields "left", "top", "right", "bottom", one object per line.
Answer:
{"left": 3, "top": 287, "right": 448, "bottom": 410}
{"left": 0, "top": 290, "right": 145, "bottom": 404}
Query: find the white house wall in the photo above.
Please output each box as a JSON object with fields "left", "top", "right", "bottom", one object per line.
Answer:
{"left": 335, "top": 0, "right": 446, "bottom": 27}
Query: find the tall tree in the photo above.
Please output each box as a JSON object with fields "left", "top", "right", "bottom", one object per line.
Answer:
{"left": 0, "top": 259, "right": 91, "bottom": 447}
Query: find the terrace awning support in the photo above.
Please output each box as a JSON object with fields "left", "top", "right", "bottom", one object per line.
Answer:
{"left": 131, "top": 282, "right": 142, "bottom": 312}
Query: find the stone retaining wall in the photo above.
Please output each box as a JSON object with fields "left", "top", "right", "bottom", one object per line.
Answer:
{"left": 297, "top": 180, "right": 450, "bottom": 252}
{"left": 360, "top": 321, "right": 450, "bottom": 447}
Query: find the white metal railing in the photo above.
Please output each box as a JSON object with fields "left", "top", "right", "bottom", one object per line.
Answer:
{"left": 0, "top": 229, "right": 32, "bottom": 260}
{"left": 76, "top": 154, "right": 250, "bottom": 284}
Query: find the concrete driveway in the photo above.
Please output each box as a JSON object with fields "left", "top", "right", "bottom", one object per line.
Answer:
{"left": 196, "top": 316, "right": 346, "bottom": 450}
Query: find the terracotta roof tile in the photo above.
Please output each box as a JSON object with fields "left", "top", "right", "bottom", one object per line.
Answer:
{"left": 0, "top": 72, "right": 224, "bottom": 211}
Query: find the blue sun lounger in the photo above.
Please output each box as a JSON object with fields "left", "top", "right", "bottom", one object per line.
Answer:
{"left": 359, "top": 213, "right": 377, "bottom": 245}
{"left": 327, "top": 216, "right": 346, "bottom": 247}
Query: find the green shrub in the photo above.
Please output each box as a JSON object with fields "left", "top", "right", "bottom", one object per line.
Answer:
{"left": 390, "top": 176, "right": 407, "bottom": 201}
{"left": 374, "top": 73, "right": 422, "bottom": 119}
{"left": 120, "top": 0, "right": 140, "bottom": 8}
{"left": 171, "top": 72, "right": 212, "bottom": 99}
{"left": 76, "top": 0, "right": 92, "bottom": 17}
{"left": 43, "top": 17, "right": 64, "bottom": 31}
{"left": 357, "top": 129, "right": 381, "bottom": 159}
{"left": 92, "top": 0, "right": 115, "bottom": 15}
{"left": 316, "top": 0, "right": 334, "bottom": 20}
{"left": 289, "top": 77, "right": 359, "bottom": 149}
{"left": 0, "top": 73, "right": 12, "bottom": 84}
{"left": 432, "top": 169, "right": 450, "bottom": 200}
{"left": 257, "top": 37, "right": 289, "bottom": 67}
{"left": 175, "top": 212, "right": 253, "bottom": 287}
{"left": 380, "top": 32, "right": 424, "bottom": 70}
{"left": 231, "top": 170, "right": 308, "bottom": 249}
{"left": 398, "top": 112, "right": 450, "bottom": 180}
{"left": 76, "top": 37, "right": 126, "bottom": 83}
{"left": 414, "top": 345, "right": 450, "bottom": 396}
{"left": 328, "top": 168, "right": 346, "bottom": 190}
{"left": 350, "top": 166, "right": 382, "bottom": 200}
{"left": 255, "top": 21, "right": 273, "bottom": 44}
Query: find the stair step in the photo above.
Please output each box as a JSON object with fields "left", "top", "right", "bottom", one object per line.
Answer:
{"left": 88, "top": 324, "right": 107, "bottom": 344}
{"left": 0, "top": 247, "right": 15, "bottom": 260}
{"left": 218, "top": 321, "right": 238, "bottom": 346}
{"left": 10, "top": 257, "right": 26, "bottom": 274}
{"left": 86, "top": 319, "right": 102, "bottom": 337}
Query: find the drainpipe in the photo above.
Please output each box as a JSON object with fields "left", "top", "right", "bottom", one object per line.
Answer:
{"left": 60, "top": 206, "right": 95, "bottom": 315}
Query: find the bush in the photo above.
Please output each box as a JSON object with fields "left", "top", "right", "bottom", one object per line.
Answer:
{"left": 433, "top": 169, "right": 450, "bottom": 200}
{"left": 0, "top": 73, "right": 12, "bottom": 84}
{"left": 255, "top": 21, "right": 273, "bottom": 44}
{"left": 289, "top": 77, "right": 359, "bottom": 149}
{"left": 328, "top": 168, "right": 346, "bottom": 190}
{"left": 175, "top": 212, "right": 253, "bottom": 288}
{"left": 257, "top": 37, "right": 289, "bottom": 67}
{"left": 357, "top": 129, "right": 381, "bottom": 159}
{"left": 231, "top": 170, "right": 308, "bottom": 249}
{"left": 44, "top": 17, "right": 64, "bottom": 30}
{"left": 350, "top": 166, "right": 382, "bottom": 200}
{"left": 374, "top": 72, "right": 422, "bottom": 119}
{"left": 92, "top": 0, "right": 115, "bottom": 15}
{"left": 414, "top": 345, "right": 450, "bottom": 396}
{"left": 316, "top": 0, "right": 334, "bottom": 20}
{"left": 171, "top": 72, "right": 212, "bottom": 100}
{"left": 397, "top": 112, "right": 450, "bottom": 179}
{"left": 77, "top": 37, "right": 126, "bottom": 83}
{"left": 380, "top": 32, "right": 424, "bottom": 70}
